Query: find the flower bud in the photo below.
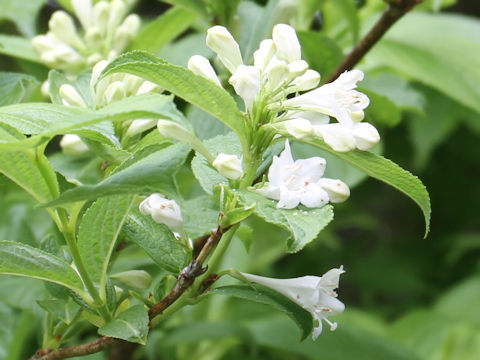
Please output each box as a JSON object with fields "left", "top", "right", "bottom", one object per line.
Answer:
{"left": 136, "top": 81, "right": 160, "bottom": 95}
{"left": 352, "top": 122, "right": 380, "bottom": 151}
{"left": 157, "top": 120, "right": 192, "bottom": 141}
{"left": 213, "top": 153, "right": 243, "bottom": 180}
{"left": 188, "top": 55, "right": 221, "bottom": 86}
{"left": 107, "top": 0, "right": 127, "bottom": 36}
{"left": 125, "top": 119, "right": 157, "bottom": 137}
{"left": 139, "top": 193, "right": 183, "bottom": 232}
{"left": 41, "top": 80, "right": 50, "bottom": 97}
{"left": 265, "top": 59, "right": 289, "bottom": 92}
{"left": 121, "top": 14, "right": 141, "bottom": 36}
{"left": 290, "top": 69, "right": 320, "bottom": 92}
{"left": 113, "top": 26, "right": 133, "bottom": 53}
{"left": 317, "top": 178, "right": 350, "bottom": 203}
{"left": 59, "top": 84, "right": 86, "bottom": 107}
{"left": 103, "top": 81, "right": 126, "bottom": 104}
{"left": 314, "top": 124, "right": 356, "bottom": 152}
{"left": 93, "top": 1, "right": 110, "bottom": 34}
{"left": 53, "top": 45, "right": 84, "bottom": 69}
{"left": 206, "top": 26, "right": 243, "bottom": 74}
{"left": 229, "top": 65, "right": 261, "bottom": 111}
{"left": 72, "top": 0, "right": 93, "bottom": 30}
{"left": 253, "top": 39, "right": 276, "bottom": 71}
{"left": 282, "top": 119, "right": 314, "bottom": 140}
{"left": 87, "top": 53, "right": 103, "bottom": 67}
{"left": 48, "top": 11, "right": 84, "bottom": 50}
{"left": 60, "top": 134, "right": 89, "bottom": 155}
{"left": 272, "top": 24, "right": 301, "bottom": 63}
{"left": 85, "top": 26, "right": 103, "bottom": 50}
{"left": 288, "top": 60, "right": 308, "bottom": 79}
{"left": 32, "top": 35, "right": 59, "bottom": 53}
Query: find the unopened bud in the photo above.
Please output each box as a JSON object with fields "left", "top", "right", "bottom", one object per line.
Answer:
{"left": 314, "top": 124, "right": 356, "bottom": 153}
{"left": 265, "top": 59, "right": 289, "bottom": 92}
{"left": 188, "top": 55, "right": 221, "bottom": 86}
{"left": 288, "top": 60, "right": 308, "bottom": 79}
{"left": 229, "top": 65, "right": 261, "bottom": 111}
{"left": 72, "top": 0, "right": 93, "bottom": 30}
{"left": 318, "top": 178, "right": 350, "bottom": 203}
{"left": 282, "top": 119, "right": 313, "bottom": 140}
{"left": 113, "top": 26, "right": 133, "bottom": 53}
{"left": 48, "top": 11, "right": 84, "bottom": 50}
{"left": 206, "top": 26, "right": 243, "bottom": 74}
{"left": 125, "top": 119, "right": 157, "bottom": 137}
{"left": 352, "top": 122, "right": 380, "bottom": 151}
{"left": 136, "top": 81, "right": 160, "bottom": 95}
{"left": 59, "top": 84, "right": 86, "bottom": 107}
{"left": 60, "top": 134, "right": 89, "bottom": 155}
{"left": 93, "top": 1, "right": 110, "bottom": 34}
{"left": 157, "top": 120, "right": 192, "bottom": 142}
{"left": 253, "top": 39, "right": 276, "bottom": 71}
{"left": 110, "top": 270, "right": 152, "bottom": 289}
{"left": 139, "top": 193, "right": 183, "bottom": 232}
{"left": 85, "top": 26, "right": 103, "bottom": 50}
{"left": 121, "top": 14, "right": 141, "bottom": 36}
{"left": 103, "top": 81, "right": 126, "bottom": 104}
{"left": 107, "top": 0, "right": 127, "bottom": 36}
{"left": 272, "top": 24, "right": 301, "bottom": 63}
{"left": 213, "top": 153, "right": 243, "bottom": 180}
{"left": 290, "top": 69, "right": 320, "bottom": 92}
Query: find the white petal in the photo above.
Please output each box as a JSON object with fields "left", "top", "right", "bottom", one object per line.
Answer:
{"left": 283, "top": 119, "right": 314, "bottom": 140}
{"left": 229, "top": 65, "right": 261, "bottom": 111}
{"left": 255, "top": 184, "right": 281, "bottom": 200}
{"left": 293, "top": 157, "right": 326, "bottom": 182}
{"left": 289, "top": 69, "right": 320, "bottom": 92}
{"left": 206, "top": 26, "right": 243, "bottom": 74}
{"left": 352, "top": 122, "right": 380, "bottom": 150}
{"left": 317, "top": 178, "right": 350, "bottom": 203}
{"left": 333, "top": 69, "right": 364, "bottom": 89}
{"left": 272, "top": 24, "right": 301, "bottom": 63}
{"left": 314, "top": 124, "right": 356, "bottom": 152}
{"left": 300, "top": 183, "right": 329, "bottom": 208}
{"left": 253, "top": 39, "right": 276, "bottom": 72}
{"left": 277, "top": 186, "right": 300, "bottom": 209}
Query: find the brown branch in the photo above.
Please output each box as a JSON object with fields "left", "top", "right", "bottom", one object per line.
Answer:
{"left": 31, "top": 225, "right": 230, "bottom": 360}
{"left": 326, "top": 0, "right": 423, "bottom": 83}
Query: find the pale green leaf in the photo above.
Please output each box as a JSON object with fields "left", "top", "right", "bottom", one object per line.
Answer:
{"left": 123, "top": 209, "right": 187, "bottom": 273}
{"left": 77, "top": 195, "right": 135, "bottom": 289}
{"left": 37, "top": 299, "right": 81, "bottom": 325}
{"left": 157, "top": 0, "right": 209, "bottom": 17}
{"left": 0, "top": 0, "right": 47, "bottom": 37}
{"left": 0, "top": 35, "right": 42, "bottom": 63}
{"left": 46, "top": 143, "right": 189, "bottom": 205}
{"left": 0, "top": 241, "right": 85, "bottom": 294}
{"left": 0, "top": 72, "right": 38, "bottom": 106}
{"left": 98, "top": 305, "right": 149, "bottom": 344}
{"left": 100, "top": 51, "right": 248, "bottom": 149}
{"left": 240, "top": 190, "right": 334, "bottom": 253}
{"left": 209, "top": 285, "right": 313, "bottom": 341}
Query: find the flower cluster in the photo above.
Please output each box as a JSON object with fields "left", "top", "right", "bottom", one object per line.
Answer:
{"left": 241, "top": 266, "right": 345, "bottom": 340}
{"left": 189, "top": 24, "right": 379, "bottom": 153}
{"left": 256, "top": 140, "right": 349, "bottom": 209}
{"left": 33, "top": 0, "right": 140, "bottom": 73}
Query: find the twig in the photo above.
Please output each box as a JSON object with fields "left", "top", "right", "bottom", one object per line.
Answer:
{"left": 31, "top": 225, "right": 230, "bottom": 360}
{"left": 326, "top": 0, "right": 423, "bottom": 83}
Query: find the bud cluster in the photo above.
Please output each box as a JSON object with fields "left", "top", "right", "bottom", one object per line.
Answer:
{"left": 32, "top": 0, "right": 140, "bottom": 73}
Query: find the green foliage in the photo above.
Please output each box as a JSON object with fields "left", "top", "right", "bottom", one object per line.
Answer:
{"left": 0, "top": 35, "right": 42, "bottom": 63}
{"left": 98, "top": 305, "right": 149, "bottom": 344}
{"left": 0, "top": 72, "right": 38, "bottom": 106}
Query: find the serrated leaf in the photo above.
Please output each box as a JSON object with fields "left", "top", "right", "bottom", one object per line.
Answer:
{"left": 46, "top": 143, "right": 189, "bottom": 205}
{"left": 0, "top": 94, "right": 181, "bottom": 150}
{"left": 77, "top": 195, "right": 135, "bottom": 290}
{"left": 123, "top": 209, "right": 187, "bottom": 273}
{"left": 98, "top": 305, "right": 149, "bottom": 344}
{"left": 209, "top": 285, "right": 313, "bottom": 341}
{"left": 191, "top": 132, "right": 242, "bottom": 194}
{"left": 129, "top": 7, "right": 198, "bottom": 53}
{"left": 305, "top": 139, "right": 431, "bottom": 236}
{"left": 0, "top": 241, "right": 85, "bottom": 294}
{"left": 240, "top": 190, "right": 334, "bottom": 253}
{"left": 0, "top": 35, "right": 42, "bottom": 63}
{"left": 100, "top": 51, "right": 248, "bottom": 149}
{"left": 37, "top": 299, "right": 81, "bottom": 325}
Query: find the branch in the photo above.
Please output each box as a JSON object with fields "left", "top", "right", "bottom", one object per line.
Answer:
{"left": 326, "top": 0, "right": 423, "bottom": 83}
{"left": 31, "top": 225, "right": 230, "bottom": 360}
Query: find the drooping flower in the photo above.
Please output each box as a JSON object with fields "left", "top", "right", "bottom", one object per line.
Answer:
{"left": 139, "top": 194, "right": 184, "bottom": 233}
{"left": 241, "top": 266, "right": 345, "bottom": 340}
{"left": 255, "top": 140, "right": 349, "bottom": 209}
{"left": 213, "top": 153, "right": 244, "bottom": 180}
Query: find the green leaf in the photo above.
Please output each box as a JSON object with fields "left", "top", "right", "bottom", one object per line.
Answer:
{"left": 305, "top": 139, "right": 431, "bottom": 236}
{"left": 129, "top": 7, "right": 198, "bottom": 53}
{"left": 0, "top": 241, "right": 85, "bottom": 294}
{"left": 366, "top": 13, "right": 480, "bottom": 115}
{"left": 297, "top": 31, "right": 344, "bottom": 79}
{"left": 48, "top": 70, "right": 93, "bottom": 108}
{"left": 0, "top": 72, "right": 38, "bottom": 106}
{"left": 37, "top": 299, "right": 81, "bottom": 325}
{"left": 98, "top": 305, "right": 149, "bottom": 344}
{"left": 123, "top": 209, "right": 187, "bottom": 273}
{"left": 157, "top": 0, "right": 209, "bottom": 17}
{"left": 0, "top": 94, "right": 181, "bottom": 150}
{"left": 360, "top": 88, "right": 402, "bottom": 127}
{"left": 77, "top": 195, "right": 135, "bottom": 290}
{"left": 0, "top": 35, "right": 42, "bottom": 63}
{"left": 0, "top": 0, "right": 47, "bottom": 37}
{"left": 209, "top": 285, "right": 313, "bottom": 341}
{"left": 239, "top": 190, "right": 334, "bottom": 253}
{"left": 191, "top": 132, "right": 242, "bottom": 194}
{"left": 100, "top": 51, "right": 248, "bottom": 149}
{"left": 46, "top": 143, "right": 189, "bottom": 205}
{"left": 182, "top": 196, "right": 219, "bottom": 238}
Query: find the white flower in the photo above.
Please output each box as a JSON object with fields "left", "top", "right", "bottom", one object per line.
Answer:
{"left": 253, "top": 39, "right": 276, "bottom": 72}
{"left": 59, "top": 84, "right": 86, "bottom": 107}
{"left": 59, "top": 134, "right": 89, "bottom": 155}
{"left": 229, "top": 65, "right": 261, "bottom": 111}
{"left": 241, "top": 266, "right": 345, "bottom": 340}
{"left": 139, "top": 193, "right": 183, "bottom": 232}
{"left": 255, "top": 140, "right": 349, "bottom": 209}
{"left": 157, "top": 120, "right": 193, "bottom": 142}
{"left": 206, "top": 26, "right": 243, "bottom": 74}
{"left": 213, "top": 153, "right": 243, "bottom": 180}
{"left": 188, "top": 55, "right": 221, "bottom": 86}
{"left": 272, "top": 24, "right": 301, "bottom": 63}
{"left": 125, "top": 119, "right": 158, "bottom": 137}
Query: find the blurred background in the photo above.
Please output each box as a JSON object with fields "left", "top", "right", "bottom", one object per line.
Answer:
{"left": 0, "top": 0, "right": 479, "bottom": 359}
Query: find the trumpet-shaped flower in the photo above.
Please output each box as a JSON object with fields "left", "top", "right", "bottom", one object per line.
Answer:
{"left": 139, "top": 194, "right": 184, "bottom": 233}
{"left": 213, "top": 153, "right": 244, "bottom": 180}
{"left": 255, "top": 140, "right": 349, "bottom": 209}
{"left": 241, "top": 266, "right": 345, "bottom": 340}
